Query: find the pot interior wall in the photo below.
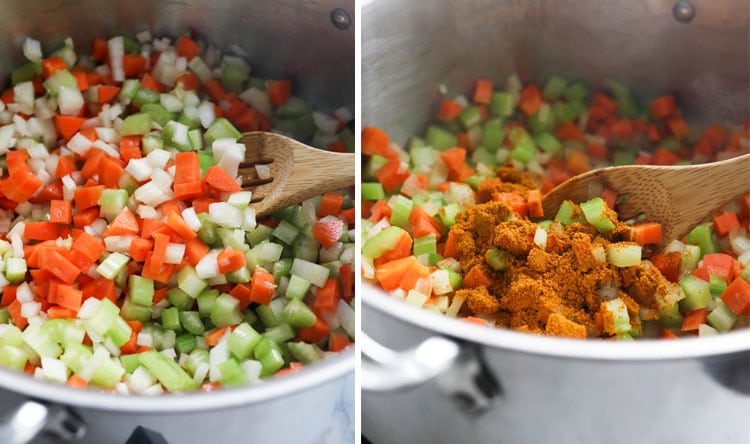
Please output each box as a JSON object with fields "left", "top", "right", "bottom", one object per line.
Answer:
{"left": 0, "top": 0, "right": 354, "bottom": 112}
{"left": 363, "top": 0, "right": 749, "bottom": 143}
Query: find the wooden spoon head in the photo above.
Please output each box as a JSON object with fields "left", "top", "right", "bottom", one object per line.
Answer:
{"left": 237, "top": 132, "right": 296, "bottom": 217}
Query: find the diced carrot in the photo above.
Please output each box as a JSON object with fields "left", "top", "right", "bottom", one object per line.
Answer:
{"left": 651, "top": 148, "right": 681, "bottom": 166}
{"left": 629, "top": 222, "right": 662, "bottom": 245}
{"left": 667, "top": 116, "right": 690, "bottom": 139}
{"left": 185, "top": 237, "right": 210, "bottom": 267}
{"left": 463, "top": 264, "right": 492, "bottom": 288}
{"left": 313, "top": 279, "right": 341, "bottom": 314}
{"left": 128, "top": 237, "right": 153, "bottom": 263}
{"left": 439, "top": 100, "right": 464, "bottom": 121}
{"left": 1, "top": 173, "right": 42, "bottom": 203}
{"left": 527, "top": 189, "right": 543, "bottom": 218}
{"left": 150, "top": 233, "right": 170, "bottom": 273}
{"left": 165, "top": 211, "right": 197, "bottom": 241}
{"left": 55, "top": 155, "right": 77, "bottom": 178}
{"left": 47, "top": 306, "right": 77, "bottom": 320}
{"left": 139, "top": 72, "right": 164, "bottom": 93}
{"left": 556, "top": 122, "right": 583, "bottom": 141}
{"left": 375, "top": 256, "right": 429, "bottom": 292}
{"left": 41, "top": 56, "right": 67, "bottom": 78}
{"left": 50, "top": 284, "right": 83, "bottom": 311}
{"left": 73, "top": 207, "right": 100, "bottom": 228}
{"left": 311, "top": 220, "right": 345, "bottom": 249}
{"left": 566, "top": 150, "right": 590, "bottom": 175}
{"left": 217, "top": 249, "right": 246, "bottom": 274}
{"left": 329, "top": 332, "right": 352, "bottom": 352}
{"left": 473, "top": 78, "right": 493, "bottom": 105}
{"left": 649, "top": 95, "right": 676, "bottom": 120}
{"left": 249, "top": 267, "right": 275, "bottom": 306}
{"left": 205, "top": 327, "right": 229, "bottom": 347}
{"left": 176, "top": 36, "right": 203, "bottom": 61}
{"left": 24, "top": 222, "right": 59, "bottom": 241}
{"left": 7, "top": 300, "right": 27, "bottom": 329}
{"left": 266, "top": 80, "right": 292, "bottom": 106}
{"left": 122, "top": 54, "right": 147, "bottom": 78}
{"left": 66, "top": 374, "right": 89, "bottom": 389}
{"left": 339, "top": 264, "right": 354, "bottom": 303}
{"left": 375, "top": 160, "right": 410, "bottom": 193}
{"left": 297, "top": 316, "right": 331, "bottom": 343}
{"left": 102, "top": 207, "right": 140, "bottom": 237}
{"left": 720, "top": 277, "right": 750, "bottom": 316}
{"left": 228, "top": 284, "right": 253, "bottom": 310}
{"left": 600, "top": 187, "right": 618, "bottom": 212}
{"left": 373, "top": 233, "right": 413, "bottom": 267}
{"left": 204, "top": 165, "right": 241, "bottom": 192}
{"left": 174, "top": 152, "right": 201, "bottom": 185}
{"left": 408, "top": 205, "right": 441, "bottom": 239}
{"left": 74, "top": 185, "right": 104, "bottom": 211}
{"left": 54, "top": 115, "right": 86, "bottom": 141}
{"left": 700, "top": 253, "right": 740, "bottom": 283}
{"left": 203, "top": 79, "right": 227, "bottom": 102}
{"left": 174, "top": 181, "right": 205, "bottom": 201}
{"left": 493, "top": 192, "right": 528, "bottom": 217}
{"left": 317, "top": 192, "right": 346, "bottom": 218}
{"left": 0, "top": 285, "right": 17, "bottom": 307}
{"left": 650, "top": 251, "right": 681, "bottom": 283}
{"left": 42, "top": 250, "right": 80, "bottom": 285}
{"left": 713, "top": 212, "right": 740, "bottom": 237}
{"left": 141, "top": 252, "right": 174, "bottom": 284}
{"left": 443, "top": 231, "right": 459, "bottom": 259}
{"left": 97, "top": 85, "right": 121, "bottom": 104}
{"left": 48, "top": 200, "right": 72, "bottom": 224}
{"left": 175, "top": 72, "right": 201, "bottom": 91}
{"left": 519, "top": 84, "right": 543, "bottom": 116}
{"left": 462, "top": 316, "right": 488, "bottom": 326}
{"left": 99, "top": 157, "right": 124, "bottom": 189}
{"left": 362, "top": 127, "right": 398, "bottom": 160}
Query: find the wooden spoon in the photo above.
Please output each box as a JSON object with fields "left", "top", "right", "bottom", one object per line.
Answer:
{"left": 238, "top": 132, "right": 355, "bottom": 217}
{"left": 541, "top": 153, "right": 750, "bottom": 244}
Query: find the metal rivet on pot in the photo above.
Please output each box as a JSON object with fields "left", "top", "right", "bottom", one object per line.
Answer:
{"left": 672, "top": 1, "right": 696, "bottom": 23}
{"left": 330, "top": 8, "right": 351, "bottom": 30}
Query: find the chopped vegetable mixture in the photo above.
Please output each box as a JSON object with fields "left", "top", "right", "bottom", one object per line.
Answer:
{"left": 362, "top": 74, "right": 750, "bottom": 339}
{"left": 0, "top": 32, "right": 355, "bottom": 393}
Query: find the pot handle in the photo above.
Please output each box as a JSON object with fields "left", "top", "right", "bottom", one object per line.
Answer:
{"left": 0, "top": 400, "right": 87, "bottom": 444}
{"left": 360, "top": 331, "right": 461, "bottom": 391}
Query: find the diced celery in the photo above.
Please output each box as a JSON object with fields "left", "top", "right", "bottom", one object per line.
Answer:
{"left": 0, "top": 344, "right": 28, "bottom": 371}
{"left": 459, "top": 106, "right": 481, "bottom": 129}
{"left": 120, "top": 113, "right": 153, "bottom": 136}
{"left": 141, "top": 134, "right": 164, "bottom": 154}
{"left": 11, "top": 62, "right": 40, "bottom": 85}
{"left": 119, "top": 79, "right": 140, "bottom": 101}
{"left": 43, "top": 69, "right": 76, "bottom": 96}
{"left": 603, "top": 298, "right": 631, "bottom": 334}
{"left": 285, "top": 274, "right": 311, "bottom": 300}
{"left": 177, "top": 266, "right": 207, "bottom": 298}
{"left": 197, "top": 289, "right": 219, "bottom": 318}
{"left": 119, "top": 354, "right": 142, "bottom": 374}
{"left": 256, "top": 305, "right": 280, "bottom": 328}
{"left": 161, "top": 307, "right": 182, "bottom": 332}
{"left": 555, "top": 200, "right": 583, "bottom": 226}
{"left": 290, "top": 259, "right": 330, "bottom": 288}
{"left": 362, "top": 226, "right": 407, "bottom": 260}
{"left": 681, "top": 245, "right": 702, "bottom": 273}
{"left": 120, "top": 297, "right": 152, "bottom": 322}
{"left": 87, "top": 298, "right": 121, "bottom": 336}
{"left": 258, "top": 348, "right": 285, "bottom": 378}
{"left": 138, "top": 350, "right": 197, "bottom": 392}
{"left": 679, "top": 274, "right": 712, "bottom": 311}
{"left": 485, "top": 248, "right": 511, "bottom": 271}
{"left": 580, "top": 197, "right": 616, "bottom": 233}
{"left": 272, "top": 258, "right": 293, "bottom": 282}
{"left": 706, "top": 302, "right": 738, "bottom": 332}
{"left": 197, "top": 213, "right": 221, "bottom": 248}
{"left": 438, "top": 203, "right": 461, "bottom": 228}
{"left": 60, "top": 343, "right": 92, "bottom": 375}
{"left": 129, "top": 275, "right": 155, "bottom": 307}
{"left": 5, "top": 257, "right": 27, "bottom": 284}
{"left": 686, "top": 223, "right": 718, "bottom": 257}
{"left": 105, "top": 317, "right": 132, "bottom": 347}
{"left": 528, "top": 104, "right": 555, "bottom": 134}
{"left": 413, "top": 234, "right": 437, "bottom": 257}
{"left": 179, "top": 311, "right": 205, "bottom": 335}
{"left": 175, "top": 333, "right": 197, "bottom": 354}
{"left": 490, "top": 91, "right": 514, "bottom": 117}
{"left": 164, "top": 120, "right": 191, "bottom": 151}
{"left": 287, "top": 342, "right": 320, "bottom": 365}
{"left": 141, "top": 103, "right": 176, "bottom": 127}
{"left": 220, "top": 57, "right": 251, "bottom": 93}
{"left": 227, "top": 322, "right": 262, "bottom": 360}
{"left": 219, "top": 358, "right": 248, "bottom": 386}
{"left": 709, "top": 275, "right": 727, "bottom": 296}
{"left": 425, "top": 125, "right": 458, "bottom": 151}
{"left": 272, "top": 220, "right": 300, "bottom": 245}
{"left": 361, "top": 182, "right": 386, "bottom": 201}
{"left": 282, "top": 299, "right": 316, "bottom": 329}
{"left": 390, "top": 196, "right": 414, "bottom": 228}
{"left": 133, "top": 88, "right": 160, "bottom": 107}
{"left": 534, "top": 132, "right": 562, "bottom": 154}
{"left": 564, "top": 81, "right": 589, "bottom": 102}
{"left": 210, "top": 294, "right": 242, "bottom": 328}
{"left": 96, "top": 252, "right": 129, "bottom": 280}
{"left": 205, "top": 118, "right": 241, "bottom": 145}
{"left": 22, "top": 324, "right": 61, "bottom": 358}
{"left": 543, "top": 75, "right": 568, "bottom": 101}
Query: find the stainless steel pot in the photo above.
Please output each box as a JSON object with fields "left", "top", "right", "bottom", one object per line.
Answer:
{"left": 362, "top": 0, "right": 750, "bottom": 442}
{"left": 0, "top": 0, "right": 354, "bottom": 442}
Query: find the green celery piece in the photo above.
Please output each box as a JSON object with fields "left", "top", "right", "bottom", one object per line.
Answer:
{"left": 603, "top": 298, "right": 631, "bottom": 334}
{"left": 425, "top": 125, "right": 458, "bottom": 151}
{"left": 258, "top": 348, "right": 285, "bottom": 378}
{"left": 686, "top": 223, "right": 718, "bottom": 257}
{"left": 205, "top": 118, "right": 241, "bottom": 145}
{"left": 511, "top": 135, "right": 536, "bottom": 164}
{"left": 177, "top": 265, "right": 207, "bottom": 298}
{"left": 410, "top": 146, "right": 435, "bottom": 171}
{"left": 122, "top": 35, "right": 141, "bottom": 53}
{"left": 706, "top": 302, "right": 738, "bottom": 332}
{"left": 179, "top": 311, "right": 205, "bottom": 335}
{"left": 87, "top": 298, "right": 121, "bottom": 336}
{"left": 276, "top": 97, "right": 311, "bottom": 118}
{"left": 364, "top": 155, "right": 389, "bottom": 180}
{"left": 613, "top": 150, "right": 636, "bottom": 166}
{"left": 163, "top": 120, "right": 190, "bottom": 151}
{"left": 105, "top": 317, "right": 132, "bottom": 347}
{"left": 709, "top": 275, "right": 727, "bottom": 296}
{"left": 471, "top": 148, "right": 496, "bottom": 167}
{"left": 227, "top": 322, "right": 262, "bottom": 360}
{"left": 263, "top": 323, "right": 296, "bottom": 344}
{"left": 281, "top": 299, "right": 316, "bottom": 329}
{"left": 161, "top": 307, "right": 182, "bottom": 332}
{"left": 679, "top": 274, "right": 711, "bottom": 311}
{"left": 22, "top": 324, "right": 61, "bottom": 358}
{"left": 555, "top": 200, "right": 583, "bottom": 226}
{"left": 133, "top": 88, "right": 160, "bottom": 107}
{"left": 175, "top": 333, "right": 197, "bottom": 354}
{"left": 681, "top": 244, "right": 702, "bottom": 273}
{"left": 43, "top": 69, "right": 76, "bottom": 96}
{"left": 291, "top": 235, "right": 320, "bottom": 264}
{"left": 141, "top": 103, "right": 176, "bottom": 127}
{"left": 210, "top": 293, "right": 243, "bottom": 327}
{"left": 219, "top": 358, "right": 248, "bottom": 386}
{"left": 120, "top": 297, "right": 152, "bottom": 322}
{"left": 362, "top": 226, "right": 408, "bottom": 260}
{"left": 272, "top": 220, "right": 300, "bottom": 245}
{"left": 220, "top": 57, "right": 251, "bottom": 93}
{"left": 413, "top": 234, "right": 437, "bottom": 257}
{"left": 90, "top": 357, "right": 125, "bottom": 389}
{"left": 141, "top": 134, "right": 164, "bottom": 154}
{"left": 5, "top": 257, "right": 27, "bottom": 284}
{"left": 197, "top": 213, "right": 221, "bottom": 248}
{"left": 606, "top": 243, "right": 642, "bottom": 267}
{"left": 444, "top": 265, "right": 462, "bottom": 288}
{"left": 438, "top": 203, "right": 461, "bottom": 228}
{"left": 580, "top": 198, "right": 616, "bottom": 233}
{"left": 482, "top": 120, "right": 505, "bottom": 152}
{"left": 485, "top": 248, "right": 512, "bottom": 271}
{"left": 0, "top": 308, "right": 9, "bottom": 325}
{"left": 197, "top": 289, "right": 219, "bottom": 318}
{"left": 120, "top": 113, "right": 153, "bottom": 136}
{"left": 389, "top": 195, "right": 414, "bottom": 228}
{"left": 339, "top": 127, "right": 355, "bottom": 152}
{"left": 272, "top": 258, "right": 293, "bottom": 282}
{"left": 287, "top": 342, "right": 320, "bottom": 365}
{"left": 129, "top": 275, "right": 155, "bottom": 307}
{"left": 61, "top": 343, "right": 92, "bottom": 374}
{"left": 227, "top": 266, "right": 251, "bottom": 284}
{"left": 119, "top": 353, "right": 142, "bottom": 374}
{"left": 96, "top": 252, "right": 129, "bottom": 280}
{"left": 543, "top": 75, "right": 568, "bottom": 101}
{"left": 188, "top": 128, "right": 203, "bottom": 151}
{"left": 0, "top": 345, "right": 28, "bottom": 371}
{"left": 361, "top": 182, "right": 386, "bottom": 201}
{"left": 256, "top": 304, "right": 280, "bottom": 328}
{"left": 563, "top": 81, "right": 589, "bottom": 102}
{"left": 285, "top": 274, "right": 311, "bottom": 300}
{"left": 197, "top": 150, "right": 215, "bottom": 176}
{"left": 534, "top": 132, "right": 561, "bottom": 154}
{"left": 11, "top": 62, "right": 41, "bottom": 85}
{"left": 528, "top": 104, "right": 555, "bottom": 134}
{"left": 490, "top": 91, "right": 514, "bottom": 117}
{"left": 138, "top": 351, "right": 197, "bottom": 392}
{"left": 245, "top": 224, "right": 273, "bottom": 246}
{"left": 184, "top": 349, "right": 210, "bottom": 376}
{"left": 459, "top": 106, "right": 481, "bottom": 129}
{"left": 119, "top": 79, "right": 140, "bottom": 101}
{"left": 659, "top": 302, "right": 683, "bottom": 328}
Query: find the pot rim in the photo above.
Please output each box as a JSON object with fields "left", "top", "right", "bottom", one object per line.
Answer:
{"left": 0, "top": 349, "right": 353, "bottom": 412}
{"left": 363, "top": 286, "right": 750, "bottom": 360}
